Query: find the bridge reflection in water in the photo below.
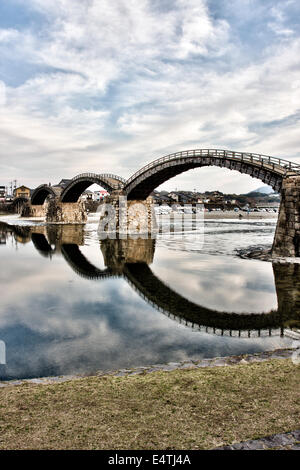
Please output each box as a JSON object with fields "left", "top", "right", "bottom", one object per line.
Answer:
{"left": 1, "top": 222, "right": 299, "bottom": 340}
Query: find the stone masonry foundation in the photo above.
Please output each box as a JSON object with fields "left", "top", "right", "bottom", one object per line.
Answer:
{"left": 25, "top": 204, "right": 46, "bottom": 218}
{"left": 272, "top": 176, "right": 300, "bottom": 257}
{"left": 46, "top": 200, "right": 87, "bottom": 224}
{"left": 25, "top": 199, "right": 87, "bottom": 224}
{"left": 98, "top": 194, "right": 157, "bottom": 238}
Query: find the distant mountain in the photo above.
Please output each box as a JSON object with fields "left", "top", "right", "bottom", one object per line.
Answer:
{"left": 247, "top": 185, "right": 274, "bottom": 195}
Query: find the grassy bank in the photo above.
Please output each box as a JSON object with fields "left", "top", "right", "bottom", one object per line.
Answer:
{"left": 0, "top": 359, "right": 299, "bottom": 450}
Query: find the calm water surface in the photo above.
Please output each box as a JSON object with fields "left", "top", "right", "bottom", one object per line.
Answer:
{"left": 0, "top": 214, "right": 298, "bottom": 380}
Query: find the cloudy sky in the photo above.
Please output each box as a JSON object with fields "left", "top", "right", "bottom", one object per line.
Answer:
{"left": 1, "top": 0, "right": 300, "bottom": 193}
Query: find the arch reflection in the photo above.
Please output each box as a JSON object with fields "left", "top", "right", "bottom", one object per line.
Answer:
{"left": 1, "top": 222, "right": 299, "bottom": 337}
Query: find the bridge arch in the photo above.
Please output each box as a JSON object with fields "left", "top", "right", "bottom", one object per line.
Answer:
{"left": 122, "top": 263, "right": 287, "bottom": 333}
{"left": 33, "top": 233, "right": 294, "bottom": 334}
{"left": 61, "top": 244, "right": 116, "bottom": 279}
{"left": 31, "top": 184, "right": 57, "bottom": 205}
{"left": 11, "top": 196, "right": 29, "bottom": 214}
{"left": 31, "top": 233, "right": 55, "bottom": 258}
{"left": 60, "top": 173, "right": 126, "bottom": 203}
{"left": 124, "top": 149, "right": 300, "bottom": 200}
{"left": 2, "top": 218, "right": 295, "bottom": 336}
{"left": 55, "top": 239, "right": 287, "bottom": 332}
{"left": 57, "top": 246, "right": 294, "bottom": 334}
{"left": 11, "top": 196, "right": 28, "bottom": 206}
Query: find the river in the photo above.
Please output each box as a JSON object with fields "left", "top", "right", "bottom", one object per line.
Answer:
{"left": 0, "top": 213, "right": 298, "bottom": 380}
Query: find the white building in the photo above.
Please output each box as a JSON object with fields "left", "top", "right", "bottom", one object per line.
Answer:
{"left": 93, "top": 190, "right": 109, "bottom": 201}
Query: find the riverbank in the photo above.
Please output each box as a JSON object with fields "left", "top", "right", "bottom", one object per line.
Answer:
{"left": 203, "top": 210, "right": 277, "bottom": 219}
{"left": 0, "top": 355, "right": 298, "bottom": 450}
{"left": 0, "top": 209, "right": 278, "bottom": 227}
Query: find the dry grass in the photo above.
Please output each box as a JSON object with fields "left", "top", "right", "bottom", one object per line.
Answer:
{"left": 0, "top": 359, "right": 299, "bottom": 450}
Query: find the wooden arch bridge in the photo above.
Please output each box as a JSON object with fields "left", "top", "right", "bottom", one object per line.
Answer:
{"left": 20, "top": 148, "right": 300, "bottom": 257}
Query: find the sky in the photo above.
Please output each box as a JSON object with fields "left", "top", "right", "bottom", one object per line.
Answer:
{"left": 0, "top": 0, "right": 300, "bottom": 193}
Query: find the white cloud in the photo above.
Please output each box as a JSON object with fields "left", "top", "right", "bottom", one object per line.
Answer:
{"left": 0, "top": 28, "right": 20, "bottom": 42}
{"left": 0, "top": 0, "right": 300, "bottom": 193}
{"left": 0, "top": 81, "right": 6, "bottom": 106}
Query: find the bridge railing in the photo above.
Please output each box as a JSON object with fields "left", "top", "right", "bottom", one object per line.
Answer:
{"left": 71, "top": 173, "right": 126, "bottom": 183}
{"left": 125, "top": 149, "right": 300, "bottom": 186}
{"left": 30, "top": 184, "right": 57, "bottom": 201}
{"left": 66, "top": 173, "right": 126, "bottom": 188}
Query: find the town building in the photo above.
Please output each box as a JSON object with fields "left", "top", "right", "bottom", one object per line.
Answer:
{"left": 80, "top": 190, "right": 93, "bottom": 201}
{"left": 0, "top": 186, "right": 6, "bottom": 202}
{"left": 13, "top": 186, "right": 31, "bottom": 199}
{"left": 0, "top": 186, "right": 5, "bottom": 197}
{"left": 93, "top": 190, "right": 109, "bottom": 201}
{"left": 57, "top": 179, "right": 72, "bottom": 187}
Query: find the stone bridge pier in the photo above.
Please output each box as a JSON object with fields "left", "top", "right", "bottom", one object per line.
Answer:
{"left": 97, "top": 193, "right": 157, "bottom": 238}
{"left": 45, "top": 199, "right": 87, "bottom": 224}
{"left": 272, "top": 176, "right": 300, "bottom": 257}
{"left": 100, "top": 237, "right": 156, "bottom": 274}
{"left": 23, "top": 199, "right": 87, "bottom": 224}
{"left": 273, "top": 262, "right": 300, "bottom": 330}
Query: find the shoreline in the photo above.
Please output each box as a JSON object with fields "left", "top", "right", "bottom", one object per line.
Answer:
{"left": 1, "top": 347, "right": 298, "bottom": 388}
{"left": 203, "top": 210, "right": 277, "bottom": 219}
